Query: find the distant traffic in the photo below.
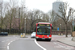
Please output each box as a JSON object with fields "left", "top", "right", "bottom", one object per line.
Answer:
{"left": 0, "top": 32, "right": 8, "bottom": 36}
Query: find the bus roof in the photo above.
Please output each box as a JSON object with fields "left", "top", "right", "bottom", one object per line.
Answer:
{"left": 37, "top": 22, "right": 50, "bottom": 24}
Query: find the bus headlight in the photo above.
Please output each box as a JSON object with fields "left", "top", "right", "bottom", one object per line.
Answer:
{"left": 36, "top": 37, "right": 39, "bottom": 38}
{"left": 49, "top": 37, "right": 51, "bottom": 38}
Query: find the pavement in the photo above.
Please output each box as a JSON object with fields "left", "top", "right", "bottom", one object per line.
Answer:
{"left": 56, "top": 37, "right": 75, "bottom": 47}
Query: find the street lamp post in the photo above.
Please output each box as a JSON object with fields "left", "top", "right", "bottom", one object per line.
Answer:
{"left": 60, "top": 24, "right": 61, "bottom": 31}
{"left": 19, "top": 8, "right": 20, "bottom": 34}
{"left": 71, "top": 10, "right": 74, "bottom": 31}
{"left": 19, "top": 7, "right": 26, "bottom": 35}
{"left": 25, "top": 18, "right": 26, "bottom": 35}
{"left": 60, "top": 24, "right": 61, "bottom": 35}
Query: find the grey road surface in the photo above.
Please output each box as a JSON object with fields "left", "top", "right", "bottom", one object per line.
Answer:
{"left": 0, "top": 35, "right": 75, "bottom": 50}
{"left": 0, "top": 35, "right": 19, "bottom": 50}
{"left": 0, "top": 35, "right": 42, "bottom": 50}
{"left": 9, "top": 38, "right": 42, "bottom": 50}
{"left": 37, "top": 35, "right": 75, "bottom": 50}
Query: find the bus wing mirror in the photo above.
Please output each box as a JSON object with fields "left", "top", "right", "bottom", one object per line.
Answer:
{"left": 35, "top": 28, "right": 36, "bottom": 31}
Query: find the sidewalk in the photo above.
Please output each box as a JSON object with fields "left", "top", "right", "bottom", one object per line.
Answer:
{"left": 56, "top": 37, "right": 75, "bottom": 47}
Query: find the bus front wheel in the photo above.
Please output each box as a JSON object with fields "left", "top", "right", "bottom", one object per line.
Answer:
{"left": 36, "top": 39, "right": 39, "bottom": 41}
{"left": 48, "top": 39, "right": 51, "bottom": 41}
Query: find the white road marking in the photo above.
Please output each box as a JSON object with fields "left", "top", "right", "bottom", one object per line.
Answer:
{"left": 8, "top": 42, "right": 11, "bottom": 46}
{"left": 7, "top": 38, "right": 19, "bottom": 50}
{"left": 7, "top": 46, "right": 9, "bottom": 50}
{"left": 34, "top": 39, "right": 47, "bottom": 50}
{"left": 7, "top": 41, "right": 13, "bottom": 50}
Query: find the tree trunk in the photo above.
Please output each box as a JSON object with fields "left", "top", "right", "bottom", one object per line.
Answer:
{"left": 9, "top": 22, "right": 11, "bottom": 33}
{"left": 65, "top": 23, "right": 68, "bottom": 37}
{"left": 9, "top": 14, "right": 12, "bottom": 33}
{"left": 70, "top": 24, "right": 73, "bottom": 37}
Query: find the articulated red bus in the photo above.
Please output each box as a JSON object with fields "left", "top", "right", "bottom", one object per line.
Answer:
{"left": 36, "top": 22, "right": 52, "bottom": 41}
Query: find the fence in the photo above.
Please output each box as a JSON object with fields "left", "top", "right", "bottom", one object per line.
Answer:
{"left": 52, "top": 30, "right": 71, "bottom": 35}
{"left": 0, "top": 29, "right": 29, "bottom": 34}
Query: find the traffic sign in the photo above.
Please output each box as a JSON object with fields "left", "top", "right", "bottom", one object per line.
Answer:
{"left": 57, "top": 27, "right": 59, "bottom": 31}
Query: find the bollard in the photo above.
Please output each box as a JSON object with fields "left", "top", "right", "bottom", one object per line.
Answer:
{"left": 58, "top": 33, "right": 60, "bottom": 35}
{"left": 22, "top": 33, "right": 25, "bottom": 38}
{"left": 61, "top": 33, "right": 63, "bottom": 35}
{"left": 21, "top": 33, "right": 23, "bottom": 37}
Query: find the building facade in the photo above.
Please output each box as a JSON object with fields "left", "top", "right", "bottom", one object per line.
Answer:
{"left": 52, "top": 1, "right": 64, "bottom": 16}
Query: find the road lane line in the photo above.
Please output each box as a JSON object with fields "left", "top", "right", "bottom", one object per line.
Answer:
{"left": 7, "top": 46, "right": 9, "bottom": 50}
{"left": 8, "top": 42, "right": 10, "bottom": 46}
{"left": 34, "top": 39, "right": 47, "bottom": 50}
{"left": 7, "top": 41, "right": 13, "bottom": 50}
{"left": 7, "top": 38, "right": 19, "bottom": 50}
{"left": 7, "top": 40, "right": 16, "bottom": 50}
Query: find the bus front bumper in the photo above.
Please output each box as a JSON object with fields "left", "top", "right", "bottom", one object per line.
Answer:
{"left": 36, "top": 37, "right": 51, "bottom": 40}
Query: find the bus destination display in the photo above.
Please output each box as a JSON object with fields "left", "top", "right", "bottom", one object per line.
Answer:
{"left": 38, "top": 24, "right": 50, "bottom": 26}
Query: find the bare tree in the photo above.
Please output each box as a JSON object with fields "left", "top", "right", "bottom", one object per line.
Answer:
{"left": 54, "top": 2, "right": 73, "bottom": 37}
{"left": 68, "top": 8, "right": 75, "bottom": 36}
{"left": 4, "top": 0, "right": 19, "bottom": 33}
{"left": 3, "top": 2, "right": 11, "bottom": 29}
{"left": 0, "top": 0, "right": 3, "bottom": 30}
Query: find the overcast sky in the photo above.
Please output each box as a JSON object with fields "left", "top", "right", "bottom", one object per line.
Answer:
{"left": 3, "top": 0, "right": 75, "bottom": 13}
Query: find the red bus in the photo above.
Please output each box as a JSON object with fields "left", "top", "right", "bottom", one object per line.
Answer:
{"left": 36, "top": 22, "right": 52, "bottom": 41}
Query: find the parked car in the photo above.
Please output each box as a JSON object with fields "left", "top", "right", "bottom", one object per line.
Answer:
{"left": 31, "top": 32, "right": 36, "bottom": 38}
{"left": 0, "top": 32, "right": 8, "bottom": 36}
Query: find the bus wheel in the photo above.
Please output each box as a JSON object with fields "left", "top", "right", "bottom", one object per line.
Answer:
{"left": 48, "top": 39, "right": 51, "bottom": 41}
{"left": 36, "top": 39, "right": 39, "bottom": 41}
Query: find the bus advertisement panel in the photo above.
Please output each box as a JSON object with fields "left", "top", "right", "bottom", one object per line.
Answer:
{"left": 36, "top": 22, "right": 52, "bottom": 41}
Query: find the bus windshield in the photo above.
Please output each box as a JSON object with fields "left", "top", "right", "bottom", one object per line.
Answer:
{"left": 37, "top": 26, "right": 50, "bottom": 35}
